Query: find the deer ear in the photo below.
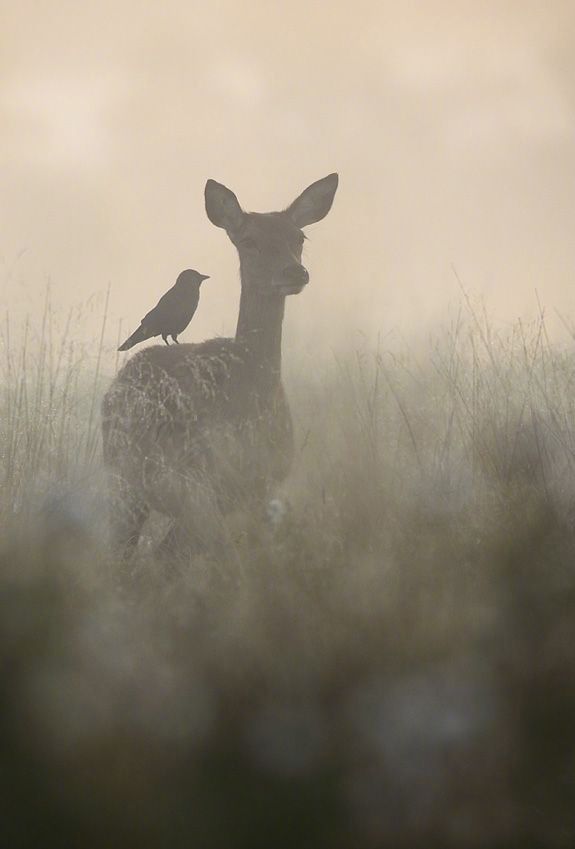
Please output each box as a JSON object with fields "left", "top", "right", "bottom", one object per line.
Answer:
{"left": 287, "top": 173, "right": 339, "bottom": 227}
{"left": 205, "top": 179, "right": 245, "bottom": 232}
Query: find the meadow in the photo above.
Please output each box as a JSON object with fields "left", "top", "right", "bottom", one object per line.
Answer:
{"left": 2, "top": 294, "right": 575, "bottom": 848}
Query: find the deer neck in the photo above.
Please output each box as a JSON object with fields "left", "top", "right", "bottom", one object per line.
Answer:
{"left": 235, "top": 268, "right": 285, "bottom": 394}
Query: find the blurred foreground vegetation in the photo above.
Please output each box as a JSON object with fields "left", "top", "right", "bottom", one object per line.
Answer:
{"left": 2, "top": 303, "right": 575, "bottom": 847}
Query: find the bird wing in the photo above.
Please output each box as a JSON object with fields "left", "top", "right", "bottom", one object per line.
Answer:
{"left": 141, "top": 285, "right": 200, "bottom": 335}
{"left": 172, "top": 289, "right": 200, "bottom": 333}
{"left": 140, "top": 286, "right": 179, "bottom": 332}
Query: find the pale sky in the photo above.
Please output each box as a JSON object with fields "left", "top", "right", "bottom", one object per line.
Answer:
{"left": 1, "top": 0, "right": 575, "bottom": 349}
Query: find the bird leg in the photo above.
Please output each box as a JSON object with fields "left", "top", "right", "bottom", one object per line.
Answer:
{"left": 162, "top": 334, "right": 170, "bottom": 345}
{"left": 172, "top": 335, "right": 179, "bottom": 344}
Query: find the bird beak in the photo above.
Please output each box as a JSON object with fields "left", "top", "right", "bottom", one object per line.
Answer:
{"left": 200, "top": 274, "right": 210, "bottom": 281}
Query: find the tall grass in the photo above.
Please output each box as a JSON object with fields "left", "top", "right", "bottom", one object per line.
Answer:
{"left": 2, "top": 298, "right": 575, "bottom": 847}
{"left": 0, "top": 290, "right": 113, "bottom": 531}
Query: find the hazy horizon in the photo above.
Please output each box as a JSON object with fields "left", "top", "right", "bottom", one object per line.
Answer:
{"left": 2, "top": 0, "right": 575, "bottom": 347}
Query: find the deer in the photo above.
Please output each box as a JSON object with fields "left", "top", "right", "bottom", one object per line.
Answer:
{"left": 101, "top": 173, "right": 339, "bottom": 557}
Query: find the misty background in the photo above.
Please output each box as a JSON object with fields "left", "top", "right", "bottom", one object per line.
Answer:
{"left": 4, "top": 7, "right": 575, "bottom": 845}
{"left": 1, "top": 0, "right": 575, "bottom": 349}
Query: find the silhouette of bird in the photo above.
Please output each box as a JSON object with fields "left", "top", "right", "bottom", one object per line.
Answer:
{"left": 118, "top": 269, "right": 209, "bottom": 351}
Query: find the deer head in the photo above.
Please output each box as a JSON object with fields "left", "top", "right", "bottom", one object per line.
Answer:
{"left": 204, "top": 173, "right": 338, "bottom": 297}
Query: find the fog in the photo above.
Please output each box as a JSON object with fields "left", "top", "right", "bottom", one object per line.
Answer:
{"left": 2, "top": 0, "right": 575, "bottom": 346}
{"left": 4, "top": 6, "right": 575, "bottom": 844}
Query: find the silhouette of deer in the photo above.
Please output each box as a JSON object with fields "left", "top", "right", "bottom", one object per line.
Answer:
{"left": 101, "top": 173, "right": 338, "bottom": 557}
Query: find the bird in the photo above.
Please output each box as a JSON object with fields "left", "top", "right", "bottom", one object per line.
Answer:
{"left": 118, "top": 269, "right": 209, "bottom": 351}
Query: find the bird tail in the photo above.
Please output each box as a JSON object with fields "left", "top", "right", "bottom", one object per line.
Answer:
{"left": 118, "top": 324, "right": 152, "bottom": 351}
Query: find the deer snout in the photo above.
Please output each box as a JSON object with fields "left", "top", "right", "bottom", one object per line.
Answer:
{"left": 275, "top": 263, "right": 309, "bottom": 294}
{"left": 284, "top": 264, "right": 309, "bottom": 285}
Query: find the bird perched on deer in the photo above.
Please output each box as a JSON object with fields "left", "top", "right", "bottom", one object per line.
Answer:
{"left": 118, "top": 269, "right": 209, "bottom": 351}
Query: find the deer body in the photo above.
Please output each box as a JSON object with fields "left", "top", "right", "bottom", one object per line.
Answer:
{"left": 102, "top": 338, "right": 293, "bottom": 520}
{"left": 102, "top": 174, "right": 338, "bottom": 555}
